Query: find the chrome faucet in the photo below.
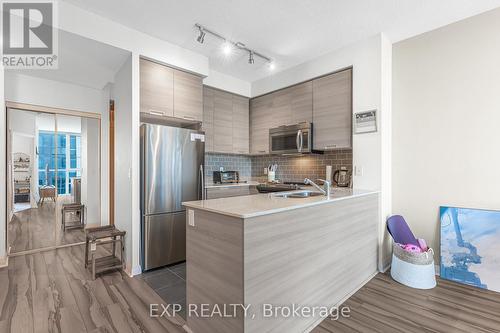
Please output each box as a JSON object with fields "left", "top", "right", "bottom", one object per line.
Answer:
{"left": 304, "top": 178, "right": 331, "bottom": 198}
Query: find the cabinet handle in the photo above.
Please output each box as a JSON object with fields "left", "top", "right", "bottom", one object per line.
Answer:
{"left": 149, "top": 110, "right": 163, "bottom": 116}
{"left": 258, "top": 150, "right": 266, "bottom": 153}
{"left": 324, "top": 144, "right": 337, "bottom": 149}
{"left": 182, "top": 115, "right": 195, "bottom": 120}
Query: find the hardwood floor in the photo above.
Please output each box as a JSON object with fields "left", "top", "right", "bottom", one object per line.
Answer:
{"left": 0, "top": 245, "right": 186, "bottom": 333}
{"left": 314, "top": 273, "right": 500, "bottom": 333}
{"left": 1, "top": 249, "right": 499, "bottom": 333}
{"left": 9, "top": 197, "right": 88, "bottom": 254}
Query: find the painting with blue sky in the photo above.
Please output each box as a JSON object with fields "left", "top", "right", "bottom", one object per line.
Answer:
{"left": 440, "top": 206, "right": 500, "bottom": 292}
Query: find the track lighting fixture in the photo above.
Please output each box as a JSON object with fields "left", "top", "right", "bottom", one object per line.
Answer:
{"left": 222, "top": 41, "right": 233, "bottom": 56}
{"left": 194, "top": 23, "right": 273, "bottom": 68}
{"left": 196, "top": 27, "right": 206, "bottom": 44}
{"left": 248, "top": 52, "right": 255, "bottom": 64}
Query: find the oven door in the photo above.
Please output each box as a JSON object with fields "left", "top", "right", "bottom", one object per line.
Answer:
{"left": 269, "top": 127, "right": 311, "bottom": 154}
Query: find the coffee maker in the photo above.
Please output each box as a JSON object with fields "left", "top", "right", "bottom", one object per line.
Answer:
{"left": 333, "top": 167, "right": 351, "bottom": 187}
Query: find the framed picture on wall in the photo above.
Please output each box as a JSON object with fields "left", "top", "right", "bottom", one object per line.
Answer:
{"left": 440, "top": 206, "right": 500, "bottom": 292}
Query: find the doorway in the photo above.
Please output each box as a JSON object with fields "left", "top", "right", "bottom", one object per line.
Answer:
{"left": 6, "top": 106, "right": 101, "bottom": 254}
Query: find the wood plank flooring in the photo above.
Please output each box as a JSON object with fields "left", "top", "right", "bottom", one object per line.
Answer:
{"left": 0, "top": 245, "right": 186, "bottom": 333}
{"left": 2, "top": 247, "right": 500, "bottom": 333}
{"left": 314, "top": 273, "right": 500, "bottom": 333}
{"left": 9, "top": 197, "right": 88, "bottom": 254}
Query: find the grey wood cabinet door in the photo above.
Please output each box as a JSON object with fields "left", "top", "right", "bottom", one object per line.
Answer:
{"left": 312, "top": 69, "right": 352, "bottom": 150}
{"left": 270, "top": 89, "right": 292, "bottom": 126}
{"left": 140, "top": 58, "right": 174, "bottom": 116}
{"left": 232, "top": 95, "right": 250, "bottom": 154}
{"left": 250, "top": 94, "right": 273, "bottom": 154}
{"left": 202, "top": 87, "right": 215, "bottom": 152}
{"left": 290, "top": 81, "right": 313, "bottom": 124}
{"left": 173, "top": 70, "right": 203, "bottom": 122}
{"left": 213, "top": 90, "right": 233, "bottom": 153}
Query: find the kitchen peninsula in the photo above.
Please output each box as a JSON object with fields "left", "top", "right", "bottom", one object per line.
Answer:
{"left": 182, "top": 188, "right": 379, "bottom": 333}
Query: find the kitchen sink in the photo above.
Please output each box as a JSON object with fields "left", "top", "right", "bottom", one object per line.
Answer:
{"left": 272, "top": 190, "right": 324, "bottom": 198}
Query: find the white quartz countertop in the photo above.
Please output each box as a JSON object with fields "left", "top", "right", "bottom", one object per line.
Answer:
{"left": 183, "top": 188, "right": 379, "bottom": 218}
{"left": 204, "top": 180, "right": 260, "bottom": 188}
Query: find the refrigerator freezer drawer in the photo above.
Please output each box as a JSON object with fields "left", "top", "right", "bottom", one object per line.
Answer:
{"left": 143, "top": 212, "right": 186, "bottom": 270}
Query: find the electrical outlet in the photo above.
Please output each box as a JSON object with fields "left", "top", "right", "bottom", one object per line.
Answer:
{"left": 264, "top": 167, "right": 268, "bottom": 175}
{"left": 188, "top": 209, "right": 195, "bottom": 227}
{"left": 219, "top": 166, "right": 224, "bottom": 172}
{"left": 354, "top": 166, "right": 364, "bottom": 177}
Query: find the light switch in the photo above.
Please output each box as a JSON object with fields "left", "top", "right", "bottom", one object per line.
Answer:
{"left": 188, "top": 209, "right": 195, "bottom": 227}
{"left": 355, "top": 166, "right": 364, "bottom": 177}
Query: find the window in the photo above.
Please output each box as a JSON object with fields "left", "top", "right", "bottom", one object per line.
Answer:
{"left": 38, "top": 131, "right": 82, "bottom": 195}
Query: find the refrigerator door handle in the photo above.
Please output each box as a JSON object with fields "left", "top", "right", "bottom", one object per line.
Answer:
{"left": 199, "top": 164, "right": 205, "bottom": 200}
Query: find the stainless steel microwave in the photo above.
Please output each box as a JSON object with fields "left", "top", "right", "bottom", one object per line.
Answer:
{"left": 269, "top": 122, "right": 316, "bottom": 154}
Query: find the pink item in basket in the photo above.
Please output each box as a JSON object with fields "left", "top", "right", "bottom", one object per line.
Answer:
{"left": 418, "top": 239, "right": 428, "bottom": 251}
{"left": 404, "top": 244, "right": 423, "bottom": 253}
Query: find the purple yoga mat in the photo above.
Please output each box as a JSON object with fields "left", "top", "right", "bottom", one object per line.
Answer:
{"left": 387, "top": 215, "right": 419, "bottom": 246}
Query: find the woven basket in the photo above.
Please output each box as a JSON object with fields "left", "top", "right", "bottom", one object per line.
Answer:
{"left": 390, "top": 243, "right": 436, "bottom": 289}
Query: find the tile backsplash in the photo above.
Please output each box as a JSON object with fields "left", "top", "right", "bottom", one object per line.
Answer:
{"left": 205, "top": 153, "right": 252, "bottom": 180}
{"left": 205, "top": 150, "right": 352, "bottom": 183}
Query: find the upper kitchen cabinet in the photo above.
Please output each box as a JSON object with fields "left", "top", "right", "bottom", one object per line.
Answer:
{"left": 270, "top": 89, "right": 292, "bottom": 127}
{"left": 140, "top": 58, "right": 203, "bottom": 121}
{"left": 213, "top": 89, "right": 234, "bottom": 153}
{"left": 232, "top": 95, "right": 250, "bottom": 154}
{"left": 250, "top": 94, "right": 273, "bottom": 154}
{"left": 202, "top": 87, "right": 215, "bottom": 152}
{"left": 140, "top": 58, "right": 174, "bottom": 116}
{"left": 312, "top": 68, "right": 352, "bottom": 150}
{"left": 203, "top": 86, "right": 250, "bottom": 154}
{"left": 290, "top": 81, "right": 313, "bottom": 124}
{"left": 173, "top": 70, "right": 203, "bottom": 122}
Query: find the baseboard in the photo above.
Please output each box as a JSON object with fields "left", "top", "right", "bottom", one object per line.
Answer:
{"left": 124, "top": 263, "right": 142, "bottom": 277}
{"left": 303, "top": 270, "right": 378, "bottom": 333}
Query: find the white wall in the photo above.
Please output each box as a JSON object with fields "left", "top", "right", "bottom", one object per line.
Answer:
{"left": 57, "top": 2, "right": 209, "bottom": 79}
{"left": 112, "top": 54, "right": 137, "bottom": 274}
{"left": 252, "top": 34, "right": 393, "bottom": 269}
{"left": 0, "top": 65, "right": 5, "bottom": 261}
{"left": 5, "top": 72, "right": 105, "bottom": 113}
{"left": 80, "top": 118, "right": 100, "bottom": 224}
{"left": 2, "top": 73, "right": 111, "bottom": 249}
{"left": 203, "top": 69, "right": 252, "bottom": 97}
{"left": 392, "top": 8, "right": 500, "bottom": 260}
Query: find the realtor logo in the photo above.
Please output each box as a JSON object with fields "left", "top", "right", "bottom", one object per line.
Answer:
{"left": 1, "top": 0, "right": 58, "bottom": 68}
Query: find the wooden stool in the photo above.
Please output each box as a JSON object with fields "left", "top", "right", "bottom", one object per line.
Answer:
{"left": 84, "top": 225, "right": 126, "bottom": 280}
{"left": 61, "top": 203, "right": 85, "bottom": 231}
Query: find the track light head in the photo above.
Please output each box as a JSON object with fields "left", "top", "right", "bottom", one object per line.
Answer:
{"left": 248, "top": 52, "right": 255, "bottom": 64}
{"left": 197, "top": 29, "right": 206, "bottom": 44}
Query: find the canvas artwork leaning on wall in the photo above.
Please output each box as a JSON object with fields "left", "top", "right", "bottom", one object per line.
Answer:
{"left": 440, "top": 206, "right": 500, "bottom": 292}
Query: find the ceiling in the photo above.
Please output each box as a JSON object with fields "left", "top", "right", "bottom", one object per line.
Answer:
{"left": 7, "top": 29, "right": 130, "bottom": 89}
{"left": 61, "top": 0, "right": 500, "bottom": 82}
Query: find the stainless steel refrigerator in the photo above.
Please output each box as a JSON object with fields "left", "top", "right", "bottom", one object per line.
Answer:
{"left": 140, "top": 123, "right": 205, "bottom": 271}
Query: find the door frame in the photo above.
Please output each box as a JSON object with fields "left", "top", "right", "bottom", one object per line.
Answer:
{"left": 5, "top": 101, "right": 103, "bottom": 256}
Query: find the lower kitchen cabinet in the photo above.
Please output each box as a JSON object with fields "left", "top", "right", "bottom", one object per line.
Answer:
{"left": 205, "top": 186, "right": 257, "bottom": 199}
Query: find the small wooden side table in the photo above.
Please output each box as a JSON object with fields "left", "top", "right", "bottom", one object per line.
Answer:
{"left": 84, "top": 225, "right": 126, "bottom": 280}
{"left": 61, "top": 203, "right": 85, "bottom": 231}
